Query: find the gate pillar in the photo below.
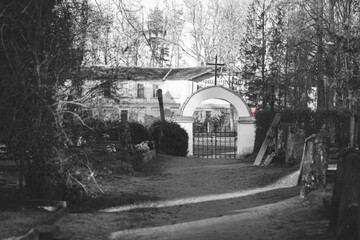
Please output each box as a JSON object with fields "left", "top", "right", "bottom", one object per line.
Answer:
{"left": 237, "top": 116, "right": 256, "bottom": 157}
{"left": 174, "top": 116, "right": 194, "bottom": 156}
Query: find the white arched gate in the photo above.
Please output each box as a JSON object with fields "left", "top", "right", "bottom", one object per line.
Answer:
{"left": 174, "top": 86, "right": 256, "bottom": 158}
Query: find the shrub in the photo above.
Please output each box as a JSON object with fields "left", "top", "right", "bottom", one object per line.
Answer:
{"left": 64, "top": 117, "right": 108, "bottom": 146}
{"left": 65, "top": 118, "right": 151, "bottom": 149}
{"left": 106, "top": 121, "right": 124, "bottom": 142}
{"left": 254, "top": 109, "right": 352, "bottom": 152}
{"left": 103, "top": 121, "right": 150, "bottom": 147}
{"left": 150, "top": 120, "right": 188, "bottom": 156}
{"left": 129, "top": 121, "right": 150, "bottom": 145}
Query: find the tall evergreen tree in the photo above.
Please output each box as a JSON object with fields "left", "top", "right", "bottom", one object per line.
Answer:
{"left": 268, "top": 5, "right": 286, "bottom": 111}
{"left": 240, "top": 0, "right": 272, "bottom": 108}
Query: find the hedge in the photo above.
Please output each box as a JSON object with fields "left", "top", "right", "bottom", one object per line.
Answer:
{"left": 254, "top": 109, "right": 352, "bottom": 151}
{"left": 150, "top": 120, "right": 188, "bottom": 156}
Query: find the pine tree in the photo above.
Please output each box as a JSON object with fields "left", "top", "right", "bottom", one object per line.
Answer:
{"left": 268, "top": 5, "right": 286, "bottom": 111}
{"left": 240, "top": 0, "right": 271, "bottom": 108}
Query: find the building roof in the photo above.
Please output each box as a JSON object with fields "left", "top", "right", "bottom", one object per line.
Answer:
{"left": 81, "top": 66, "right": 215, "bottom": 82}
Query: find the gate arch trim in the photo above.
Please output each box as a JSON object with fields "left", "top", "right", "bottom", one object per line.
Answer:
{"left": 175, "top": 86, "right": 255, "bottom": 157}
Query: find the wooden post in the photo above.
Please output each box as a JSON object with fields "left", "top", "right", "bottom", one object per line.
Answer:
{"left": 214, "top": 55, "right": 218, "bottom": 85}
{"left": 157, "top": 89, "right": 165, "bottom": 122}
{"left": 253, "top": 113, "right": 281, "bottom": 165}
{"left": 156, "top": 89, "right": 165, "bottom": 152}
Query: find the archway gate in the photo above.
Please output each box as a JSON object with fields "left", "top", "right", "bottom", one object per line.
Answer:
{"left": 174, "top": 86, "right": 256, "bottom": 158}
{"left": 193, "top": 131, "right": 237, "bottom": 158}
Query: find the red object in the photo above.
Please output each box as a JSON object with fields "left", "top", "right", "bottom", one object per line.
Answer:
{"left": 249, "top": 106, "right": 257, "bottom": 115}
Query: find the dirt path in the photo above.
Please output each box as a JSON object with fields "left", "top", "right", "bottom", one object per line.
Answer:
{"left": 57, "top": 155, "right": 331, "bottom": 240}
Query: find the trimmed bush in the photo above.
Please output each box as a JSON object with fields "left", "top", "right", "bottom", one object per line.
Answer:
{"left": 150, "top": 120, "right": 188, "bottom": 156}
{"left": 129, "top": 121, "right": 150, "bottom": 145}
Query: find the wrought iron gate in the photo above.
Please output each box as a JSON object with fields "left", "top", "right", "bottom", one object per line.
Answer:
{"left": 193, "top": 132, "right": 237, "bottom": 158}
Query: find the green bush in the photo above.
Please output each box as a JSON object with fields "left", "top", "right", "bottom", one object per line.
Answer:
{"left": 105, "top": 120, "right": 125, "bottom": 142}
{"left": 63, "top": 117, "right": 108, "bottom": 146}
{"left": 65, "top": 118, "right": 151, "bottom": 148}
{"left": 150, "top": 120, "right": 188, "bottom": 156}
{"left": 129, "top": 121, "right": 150, "bottom": 145}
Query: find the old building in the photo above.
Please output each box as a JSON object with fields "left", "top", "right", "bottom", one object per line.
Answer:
{"left": 80, "top": 66, "right": 237, "bottom": 126}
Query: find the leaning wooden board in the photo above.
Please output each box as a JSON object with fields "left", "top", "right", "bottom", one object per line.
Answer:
{"left": 253, "top": 113, "right": 281, "bottom": 165}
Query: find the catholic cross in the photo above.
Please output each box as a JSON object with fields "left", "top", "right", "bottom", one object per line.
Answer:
{"left": 206, "top": 55, "right": 225, "bottom": 85}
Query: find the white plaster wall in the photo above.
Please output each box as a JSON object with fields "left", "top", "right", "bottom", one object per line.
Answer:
{"left": 199, "top": 98, "right": 231, "bottom": 107}
{"left": 114, "top": 80, "right": 194, "bottom": 121}
{"left": 173, "top": 116, "right": 194, "bottom": 156}
{"left": 83, "top": 79, "right": 197, "bottom": 122}
{"left": 237, "top": 120, "right": 256, "bottom": 156}
{"left": 161, "top": 80, "right": 194, "bottom": 105}
{"left": 181, "top": 86, "right": 251, "bottom": 117}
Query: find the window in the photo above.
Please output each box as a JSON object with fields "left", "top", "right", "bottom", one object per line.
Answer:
{"left": 121, "top": 110, "right": 128, "bottom": 122}
{"left": 153, "top": 85, "right": 159, "bottom": 98}
{"left": 103, "top": 81, "right": 111, "bottom": 98}
{"left": 137, "top": 84, "right": 144, "bottom": 98}
{"left": 206, "top": 111, "right": 211, "bottom": 120}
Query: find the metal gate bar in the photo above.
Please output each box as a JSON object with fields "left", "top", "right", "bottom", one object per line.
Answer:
{"left": 193, "top": 132, "right": 237, "bottom": 158}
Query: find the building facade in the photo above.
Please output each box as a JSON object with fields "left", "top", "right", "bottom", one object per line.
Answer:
{"left": 81, "top": 66, "right": 237, "bottom": 127}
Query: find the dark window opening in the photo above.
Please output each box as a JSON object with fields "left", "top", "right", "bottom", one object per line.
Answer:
{"left": 137, "top": 84, "right": 144, "bottom": 98}
{"left": 206, "top": 111, "right": 211, "bottom": 120}
{"left": 153, "top": 85, "right": 159, "bottom": 98}
{"left": 121, "top": 110, "right": 128, "bottom": 122}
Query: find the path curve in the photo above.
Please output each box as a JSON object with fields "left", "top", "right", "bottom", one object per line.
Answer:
{"left": 58, "top": 155, "right": 330, "bottom": 240}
